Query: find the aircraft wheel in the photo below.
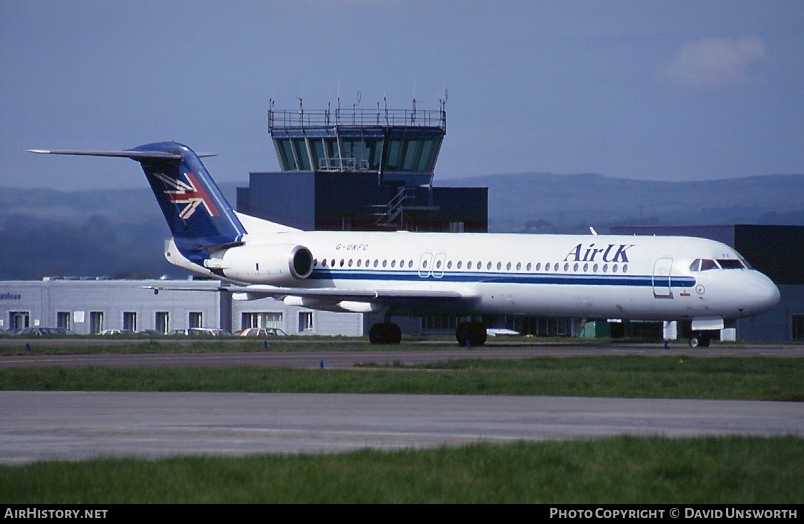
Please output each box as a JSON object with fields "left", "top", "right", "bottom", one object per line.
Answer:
{"left": 688, "top": 332, "right": 710, "bottom": 348}
{"left": 386, "top": 322, "right": 402, "bottom": 344}
{"left": 369, "top": 323, "right": 384, "bottom": 344}
{"left": 456, "top": 322, "right": 472, "bottom": 347}
{"left": 470, "top": 321, "right": 488, "bottom": 347}
{"left": 369, "top": 322, "right": 402, "bottom": 344}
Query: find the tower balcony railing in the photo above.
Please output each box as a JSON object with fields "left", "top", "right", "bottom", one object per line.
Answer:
{"left": 318, "top": 157, "right": 370, "bottom": 172}
{"left": 269, "top": 100, "right": 446, "bottom": 131}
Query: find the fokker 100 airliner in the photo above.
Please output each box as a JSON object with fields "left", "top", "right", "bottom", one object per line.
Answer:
{"left": 29, "top": 142, "right": 780, "bottom": 347}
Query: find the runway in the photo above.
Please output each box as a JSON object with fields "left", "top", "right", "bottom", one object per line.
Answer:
{"left": 2, "top": 391, "right": 802, "bottom": 465}
{"left": 1, "top": 341, "right": 802, "bottom": 464}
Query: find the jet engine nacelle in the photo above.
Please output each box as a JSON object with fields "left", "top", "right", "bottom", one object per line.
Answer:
{"left": 208, "top": 243, "right": 314, "bottom": 285}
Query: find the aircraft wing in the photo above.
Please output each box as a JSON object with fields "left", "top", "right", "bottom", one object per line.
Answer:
{"left": 143, "top": 284, "right": 480, "bottom": 313}
{"left": 144, "top": 283, "right": 475, "bottom": 304}
{"left": 232, "top": 285, "right": 474, "bottom": 305}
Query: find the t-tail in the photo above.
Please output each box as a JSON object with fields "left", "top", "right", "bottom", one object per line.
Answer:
{"left": 28, "top": 142, "right": 246, "bottom": 269}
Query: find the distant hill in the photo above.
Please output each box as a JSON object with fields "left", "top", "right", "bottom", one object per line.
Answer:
{"left": 0, "top": 183, "right": 239, "bottom": 280}
{"left": 437, "top": 173, "right": 804, "bottom": 233}
{"left": 0, "top": 184, "right": 239, "bottom": 225}
{"left": 1, "top": 175, "right": 802, "bottom": 280}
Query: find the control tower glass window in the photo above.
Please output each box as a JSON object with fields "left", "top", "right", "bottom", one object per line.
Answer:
{"left": 277, "top": 139, "right": 295, "bottom": 170}
{"left": 418, "top": 139, "right": 436, "bottom": 171}
{"left": 387, "top": 140, "right": 403, "bottom": 170}
{"left": 292, "top": 138, "right": 311, "bottom": 170}
{"left": 368, "top": 138, "right": 383, "bottom": 169}
{"left": 276, "top": 138, "right": 312, "bottom": 170}
{"left": 403, "top": 139, "right": 425, "bottom": 171}
{"left": 307, "top": 137, "right": 386, "bottom": 172}
{"left": 268, "top": 101, "right": 446, "bottom": 177}
{"left": 386, "top": 138, "right": 440, "bottom": 173}
{"left": 321, "top": 139, "right": 340, "bottom": 169}
{"left": 340, "top": 138, "right": 382, "bottom": 171}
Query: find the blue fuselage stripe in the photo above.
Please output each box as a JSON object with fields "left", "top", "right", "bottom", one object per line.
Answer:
{"left": 309, "top": 269, "right": 696, "bottom": 288}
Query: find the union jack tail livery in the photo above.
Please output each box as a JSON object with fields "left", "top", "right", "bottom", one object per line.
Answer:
{"left": 29, "top": 142, "right": 246, "bottom": 266}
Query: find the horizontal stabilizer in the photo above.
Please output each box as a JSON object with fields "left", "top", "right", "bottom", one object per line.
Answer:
{"left": 27, "top": 149, "right": 216, "bottom": 160}
{"left": 28, "top": 149, "right": 182, "bottom": 161}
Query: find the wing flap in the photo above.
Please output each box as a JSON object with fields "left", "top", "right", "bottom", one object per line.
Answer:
{"left": 144, "top": 284, "right": 473, "bottom": 303}
{"left": 236, "top": 285, "right": 471, "bottom": 304}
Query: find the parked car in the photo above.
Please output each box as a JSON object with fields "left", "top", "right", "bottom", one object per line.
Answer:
{"left": 167, "top": 327, "right": 231, "bottom": 336}
{"left": 9, "top": 327, "right": 75, "bottom": 336}
{"left": 136, "top": 329, "right": 163, "bottom": 336}
{"left": 97, "top": 329, "right": 134, "bottom": 336}
{"left": 236, "top": 327, "right": 287, "bottom": 337}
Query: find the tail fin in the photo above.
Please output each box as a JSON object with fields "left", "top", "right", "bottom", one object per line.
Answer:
{"left": 29, "top": 142, "right": 246, "bottom": 267}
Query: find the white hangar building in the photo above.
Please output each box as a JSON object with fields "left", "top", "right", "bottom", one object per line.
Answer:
{"left": 0, "top": 277, "right": 363, "bottom": 336}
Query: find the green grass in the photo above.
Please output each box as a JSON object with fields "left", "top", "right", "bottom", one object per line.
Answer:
{"left": 1, "top": 356, "right": 801, "bottom": 400}
{"left": 0, "top": 334, "right": 678, "bottom": 355}
{"left": 1, "top": 343, "right": 802, "bottom": 503}
{"left": 1, "top": 436, "right": 801, "bottom": 503}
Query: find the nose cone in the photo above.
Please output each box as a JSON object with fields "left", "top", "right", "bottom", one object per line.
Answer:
{"left": 742, "top": 272, "right": 780, "bottom": 315}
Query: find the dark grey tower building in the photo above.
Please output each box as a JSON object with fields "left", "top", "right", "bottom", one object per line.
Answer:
{"left": 237, "top": 98, "right": 487, "bottom": 232}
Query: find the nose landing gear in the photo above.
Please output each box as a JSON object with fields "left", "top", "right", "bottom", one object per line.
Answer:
{"left": 688, "top": 332, "right": 711, "bottom": 348}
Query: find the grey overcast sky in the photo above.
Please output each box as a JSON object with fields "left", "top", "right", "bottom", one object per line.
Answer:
{"left": 2, "top": 0, "right": 803, "bottom": 189}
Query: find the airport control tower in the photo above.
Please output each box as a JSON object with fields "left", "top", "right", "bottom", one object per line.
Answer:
{"left": 237, "top": 98, "right": 487, "bottom": 232}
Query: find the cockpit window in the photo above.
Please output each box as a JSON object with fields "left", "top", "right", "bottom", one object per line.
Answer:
{"left": 690, "top": 257, "right": 747, "bottom": 272}
{"left": 717, "top": 259, "right": 745, "bottom": 269}
{"left": 700, "top": 259, "right": 719, "bottom": 271}
{"left": 690, "top": 259, "right": 719, "bottom": 271}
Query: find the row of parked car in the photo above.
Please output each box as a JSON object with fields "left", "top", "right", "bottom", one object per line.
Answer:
{"left": 1, "top": 327, "right": 287, "bottom": 337}
{"left": 1, "top": 327, "right": 74, "bottom": 336}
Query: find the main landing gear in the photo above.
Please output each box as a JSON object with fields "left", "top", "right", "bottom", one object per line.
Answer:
{"left": 456, "top": 321, "right": 487, "bottom": 347}
{"left": 368, "top": 322, "right": 402, "bottom": 344}
{"left": 367, "top": 320, "right": 489, "bottom": 347}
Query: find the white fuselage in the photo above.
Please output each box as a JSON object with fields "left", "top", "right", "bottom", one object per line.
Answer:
{"left": 172, "top": 227, "right": 781, "bottom": 323}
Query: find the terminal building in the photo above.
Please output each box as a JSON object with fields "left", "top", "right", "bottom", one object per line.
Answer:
{"left": 0, "top": 277, "right": 363, "bottom": 337}
{"left": 1, "top": 99, "right": 802, "bottom": 342}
